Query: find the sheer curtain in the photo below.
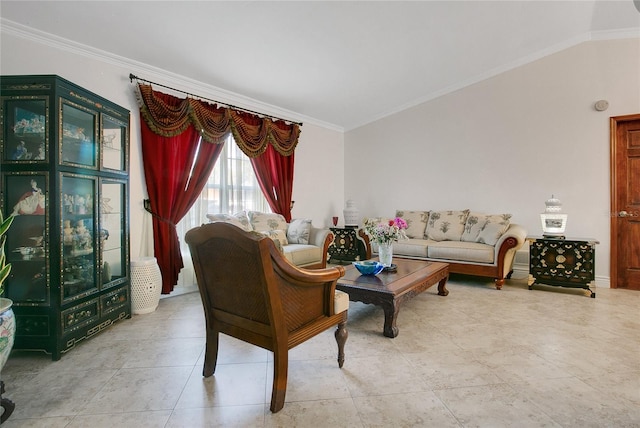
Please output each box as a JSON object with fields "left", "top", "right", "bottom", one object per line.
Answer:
{"left": 175, "top": 135, "right": 270, "bottom": 288}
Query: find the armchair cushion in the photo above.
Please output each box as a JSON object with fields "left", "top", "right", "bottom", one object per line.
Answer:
{"left": 206, "top": 211, "right": 253, "bottom": 231}
{"left": 283, "top": 244, "right": 322, "bottom": 266}
{"left": 334, "top": 289, "right": 349, "bottom": 314}
{"left": 248, "top": 211, "right": 288, "bottom": 233}
{"left": 260, "top": 229, "right": 288, "bottom": 249}
{"left": 207, "top": 211, "right": 332, "bottom": 268}
{"left": 287, "top": 218, "right": 312, "bottom": 244}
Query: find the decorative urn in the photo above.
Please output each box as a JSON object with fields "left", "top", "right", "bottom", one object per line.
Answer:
{"left": 540, "top": 195, "right": 568, "bottom": 238}
{"left": 343, "top": 200, "right": 360, "bottom": 227}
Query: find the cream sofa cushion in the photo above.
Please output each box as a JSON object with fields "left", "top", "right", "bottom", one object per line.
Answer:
{"left": 425, "top": 210, "right": 469, "bottom": 241}
{"left": 374, "top": 239, "right": 430, "bottom": 258}
{"left": 461, "top": 212, "right": 488, "bottom": 242}
{"left": 283, "top": 244, "right": 322, "bottom": 266}
{"left": 206, "top": 211, "right": 253, "bottom": 231}
{"left": 396, "top": 210, "right": 430, "bottom": 239}
{"left": 477, "top": 214, "right": 512, "bottom": 245}
{"left": 287, "top": 218, "right": 312, "bottom": 244}
{"left": 248, "top": 211, "right": 288, "bottom": 233}
{"left": 260, "top": 229, "right": 289, "bottom": 248}
{"left": 427, "top": 240, "right": 495, "bottom": 264}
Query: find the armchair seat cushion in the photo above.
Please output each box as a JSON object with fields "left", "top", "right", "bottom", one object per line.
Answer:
{"left": 334, "top": 289, "right": 349, "bottom": 314}
{"left": 283, "top": 244, "right": 323, "bottom": 267}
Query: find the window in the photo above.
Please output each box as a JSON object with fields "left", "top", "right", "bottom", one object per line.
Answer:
{"left": 176, "top": 134, "right": 270, "bottom": 253}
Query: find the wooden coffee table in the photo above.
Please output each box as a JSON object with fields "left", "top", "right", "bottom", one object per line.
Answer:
{"left": 336, "top": 258, "right": 449, "bottom": 338}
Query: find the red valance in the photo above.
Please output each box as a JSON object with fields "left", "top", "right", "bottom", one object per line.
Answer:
{"left": 136, "top": 83, "right": 300, "bottom": 157}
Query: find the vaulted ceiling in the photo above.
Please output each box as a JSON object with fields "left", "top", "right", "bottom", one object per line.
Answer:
{"left": 2, "top": 1, "right": 639, "bottom": 130}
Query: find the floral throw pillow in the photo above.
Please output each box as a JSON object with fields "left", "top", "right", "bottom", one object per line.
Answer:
{"left": 248, "top": 211, "right": 288, "bottom": 233}
{"left": 206, "top": 211, "right": 253, "bottom": 231}
{"left": 396, "top": 210, "right": 430, "bottom": 239}
{"left": 425, "top": 210, "right": 470, "bottom": 241}
{"left": 461, "top": 212, "right": 489, "bottom": 242}
{"left": 287, "top": 218, "right": 312, "bottom": 244}
{"left": 260, "top": 229, "right": 288, "bottom": 249}
{"left": 476, "top": 214, "right": 512, "bottom": 245}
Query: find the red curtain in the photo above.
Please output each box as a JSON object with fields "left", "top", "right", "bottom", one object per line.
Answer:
{"left": 140, "top": 92, "right": 223, "bottom": 294}
{"left": 136, "top": 83, "right": 300, "bottom": 293}
{"left": 250, "top": 144, "right": 295, "bottom": 222}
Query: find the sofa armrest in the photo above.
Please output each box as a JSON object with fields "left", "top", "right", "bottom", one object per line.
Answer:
{"left": 496, "top": 223, "right": 527, "bottom": 251}
{"left": 309, "top": 227, "right": 334, "bottom": 268}
{"left": 309, "top": 227, "right": 332, "bottom": 248}
{"left": 494, "top": 223, "right": 528, "bottom": 278}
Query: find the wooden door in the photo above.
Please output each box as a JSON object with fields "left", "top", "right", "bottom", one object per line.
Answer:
{"left": 610, "top": 114, "right": 640, "bottom": 290}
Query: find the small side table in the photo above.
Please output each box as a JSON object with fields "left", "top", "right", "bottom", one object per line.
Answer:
{"left": 328, "top": 227, "right": 367, "bottom": 264}
{"left": 527, "top": 236, "right": 599, "bottom": 298}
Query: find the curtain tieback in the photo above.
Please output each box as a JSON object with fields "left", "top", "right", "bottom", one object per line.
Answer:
{"left": 144, "top": 199, "right": 176, "bottom": 227}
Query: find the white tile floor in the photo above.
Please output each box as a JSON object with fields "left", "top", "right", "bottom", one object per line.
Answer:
{"left": 2, "top": 274, "right": 639, "bottom": 427}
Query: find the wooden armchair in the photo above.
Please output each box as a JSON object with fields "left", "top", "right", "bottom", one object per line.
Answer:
{"left": 185, "top": 222, "right": 349, "bottom": 412}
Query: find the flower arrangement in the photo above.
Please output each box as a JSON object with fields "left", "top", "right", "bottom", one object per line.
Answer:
{"left": 362, "top": 217, "right": 408, "bottom": 245}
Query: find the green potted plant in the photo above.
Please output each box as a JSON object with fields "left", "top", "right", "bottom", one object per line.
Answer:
{"left": 0, "top": 210, "right": 16, "bottom": 371}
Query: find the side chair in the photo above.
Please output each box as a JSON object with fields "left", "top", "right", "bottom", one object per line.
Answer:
{"left": 185, "top": 221, "right": 349, "bottom": 412}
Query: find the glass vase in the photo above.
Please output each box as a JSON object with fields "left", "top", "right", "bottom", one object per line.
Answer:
{"left": 378, "top": 242, "right": 393, "bottom": 267}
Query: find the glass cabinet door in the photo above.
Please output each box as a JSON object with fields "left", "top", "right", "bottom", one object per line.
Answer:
{"left": 3, "top": 173, "right": 48, "bottom": 303}
{"left": 101, "top": 115, "right": 127, "bottom": 172}
{"left": 61, "top": 100, "right": 97, "bottom": 168}
{"left": 1, "top": 96, "right": 48, "bottom": 162}
{"left": 61, "top": 174, "right": 97, "bottom": 301}
{"left": 100, "top": 179, "right": 127, "bottom": 288}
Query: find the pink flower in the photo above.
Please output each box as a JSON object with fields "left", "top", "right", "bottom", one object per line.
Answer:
{"left": 394, "top": 217, "right": 408, "bottom": 230}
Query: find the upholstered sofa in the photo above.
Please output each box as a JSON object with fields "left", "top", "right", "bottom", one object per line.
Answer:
{"left": 206, "top": 211, "right": 333, "bottom": 269}
{"left": 360, "top": 210, "right": 527, "bottom": 289}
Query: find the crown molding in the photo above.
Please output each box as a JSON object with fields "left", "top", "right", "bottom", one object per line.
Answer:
{"left": 0, "top": 18, "right": 344, "bottom": 133}
{"left": 3, "top": 18, "right": 636, "bottom": 134}
{"left": 590, "top": 27, "right": 640, "bottom": 40}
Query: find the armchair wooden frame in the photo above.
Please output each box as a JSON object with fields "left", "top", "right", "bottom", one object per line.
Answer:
{"left": 185, "top": 222, "right": 348, "bottom": 412}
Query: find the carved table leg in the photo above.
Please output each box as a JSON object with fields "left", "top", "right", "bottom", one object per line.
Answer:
{"left": 438, "top": 276, "right": 449, "bottom": 296}
{"left": 335, "top": 320, "right": 348, "bottom": 368}
{"left": 382, "top": 300, "right": 400, "bottom": 338}
{"left": 1, "top": 380, "right": 16, "bottom": 424}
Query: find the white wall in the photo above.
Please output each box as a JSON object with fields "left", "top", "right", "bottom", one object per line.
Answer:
{"left": 345, "top": 38, "right": 640, "bottom": 284}
{"left": 3, "top": 28, "right": 639, "bottom": 285}
{"left": 0, "top": 31, "right": 345, "bottom": 261}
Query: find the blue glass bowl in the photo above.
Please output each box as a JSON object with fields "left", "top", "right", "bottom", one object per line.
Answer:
{"left": 353, "top": 261, "right": 385, "bottom": 275}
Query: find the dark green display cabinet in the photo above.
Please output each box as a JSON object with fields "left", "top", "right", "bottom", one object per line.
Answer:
{"left": 0, "top": 75, "right": 130, "bottom": 360}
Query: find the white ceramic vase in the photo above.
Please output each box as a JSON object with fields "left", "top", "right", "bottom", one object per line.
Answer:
{"left": 343, "top": 200, "right": 360, "bottom": 226}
